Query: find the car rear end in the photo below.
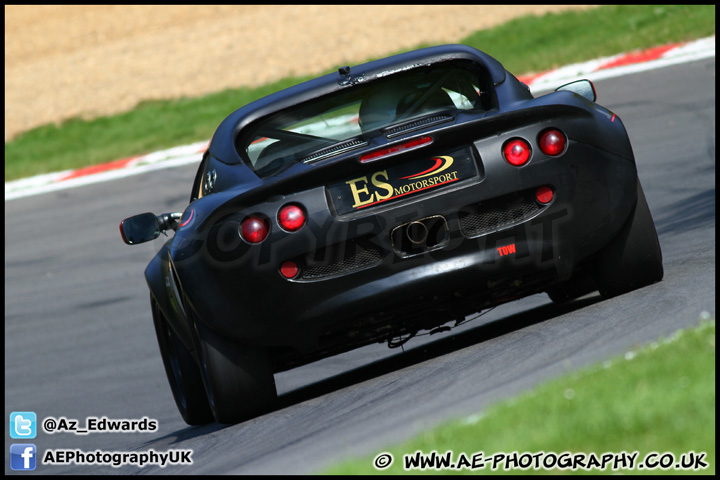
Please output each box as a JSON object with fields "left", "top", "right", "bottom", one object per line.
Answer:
{"left": 173, "top": 48, "right": 639, "bottom": 370}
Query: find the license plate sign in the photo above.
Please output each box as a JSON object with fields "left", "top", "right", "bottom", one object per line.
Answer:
{"left": 329, "top": 147, "right": 477, "bottom": 215}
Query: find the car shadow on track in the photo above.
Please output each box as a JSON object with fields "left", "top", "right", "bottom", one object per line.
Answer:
{"left": 274, "top": 293, "right": 604, "bottom": 410}
{"left": 148, "top": 293, "right": 604, "bottom": 443}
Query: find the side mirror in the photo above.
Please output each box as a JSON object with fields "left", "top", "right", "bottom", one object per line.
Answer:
{"left": 555, "top": 79, "right": 596, "bottom": 102}
{"left": 119, "top": 213, "right": 161, "bottom": 245}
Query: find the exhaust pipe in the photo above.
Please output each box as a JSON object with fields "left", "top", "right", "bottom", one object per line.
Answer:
{"left": 391, "top": 215, "right": 449, "bottom": 257}
{"left": 406, "top": 221, "right": 429, "bottom": 244}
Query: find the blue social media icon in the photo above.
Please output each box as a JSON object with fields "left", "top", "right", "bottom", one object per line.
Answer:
{"left": 10, "top": 412, "right": 37, "bottom": 439}
{"left": 10, "top": 444, "right": 37, "bottom": 471}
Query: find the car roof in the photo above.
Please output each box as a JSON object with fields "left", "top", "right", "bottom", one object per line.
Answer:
{"left": 208, "top": 44, "right": 508, "bottom": 165}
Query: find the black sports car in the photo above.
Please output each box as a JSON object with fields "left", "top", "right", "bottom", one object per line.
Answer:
{"left": 120, "top": 44, "right": 663, "bottom": 425}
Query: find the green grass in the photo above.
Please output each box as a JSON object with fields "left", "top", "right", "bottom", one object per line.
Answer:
{"left": 457, "top": 4, "right": 716, "bottom": 75}
{"left": 323, "top": 319, "right": 716, "bottom": 475}
{"left": 4, "top": 4, "right": 715, "bottom": 181}
{"left": 4, "top": 76, "right": 314, "bottom": 181}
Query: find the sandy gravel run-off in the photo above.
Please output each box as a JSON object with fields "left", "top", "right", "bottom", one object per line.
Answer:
{"left": 4, "top": 5, "right": 594, "bottom": 141}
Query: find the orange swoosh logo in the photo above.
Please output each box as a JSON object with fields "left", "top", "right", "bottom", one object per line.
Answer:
{"left": 401, "top": 156, "right": 454, "bottom": 180}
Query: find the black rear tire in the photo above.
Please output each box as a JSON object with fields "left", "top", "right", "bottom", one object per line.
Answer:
{"left": 151, "top": 298, "right": 214, "bottom": 425}
{"left": 594, "top": 181, "right": 664, "bottom": 297}
{"left": 192, "top": 316, "right": 277, "bottom": 424}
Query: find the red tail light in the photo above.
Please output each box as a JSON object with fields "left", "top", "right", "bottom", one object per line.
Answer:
{"left": 538, "top": 129, "right": 566, "bottom": 156}
{"left": 278, "top": 204, "right": 306, "bottom": 232}
{"left": 241, "top": 216, "right": 269, "bottom": 243}
{"left": 536, "top": 186, "right": 554, "bottom": 204}
{"left": 280, "top": 260, "right": 300, "bottom": 279}
{"left": 503, "top": 138, "right": 531, "bottom": 166}
{"left": 360, "top": 136, "right": 433, "bottom": 163}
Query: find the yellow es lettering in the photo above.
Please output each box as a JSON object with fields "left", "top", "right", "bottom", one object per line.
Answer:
{"left": 346, "top": 170, "right": 393, "bottom": 208}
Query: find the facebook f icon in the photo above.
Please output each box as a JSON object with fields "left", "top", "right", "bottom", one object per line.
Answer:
{"left": 10, "top": 444, "right": 37, "bottom": 471}
{"left": 10, "top": 412, "right": 37, "bottom": 439}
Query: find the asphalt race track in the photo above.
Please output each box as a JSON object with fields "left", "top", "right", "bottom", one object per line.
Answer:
{"left": 4, "top": 57, "right": 715, "bottom": 475}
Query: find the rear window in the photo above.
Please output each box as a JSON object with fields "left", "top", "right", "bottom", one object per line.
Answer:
{"left": 238, "top": 62, "right": 493, "bottom": 178}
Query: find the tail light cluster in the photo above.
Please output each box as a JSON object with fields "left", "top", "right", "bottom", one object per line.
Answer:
{"left": 239, "top": 203, "right": 307, "bottom": 280}
{"left": 502, "top": 128, "right": 566, "bottom": 167}
{"left": 240, "top": 130, "right": 566, "bottom": 279}
{"left": 240, "top": 203, "right": 307, "bottom": 244}
{"left": 501, "top": 129, "right": 562, "bottom": 206}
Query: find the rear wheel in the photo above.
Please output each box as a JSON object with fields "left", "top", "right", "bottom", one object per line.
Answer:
{"left": 151, "top": 298, "right": 214, "bottom": 425}
{"left": 192, "top": 314, "right": 277, "bottom": 424}
{"left": 594, "top": 181, "right": 664, "bottom": 297}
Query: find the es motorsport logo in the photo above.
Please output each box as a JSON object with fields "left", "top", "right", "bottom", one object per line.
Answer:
{"left": 329, "top": 147, "right": 476, "bottom": 215}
